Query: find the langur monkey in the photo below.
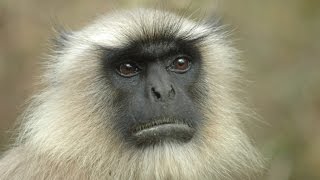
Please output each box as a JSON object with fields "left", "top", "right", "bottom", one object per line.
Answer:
{"left": 0, "top": 9, "right": 263, "bottom": 180}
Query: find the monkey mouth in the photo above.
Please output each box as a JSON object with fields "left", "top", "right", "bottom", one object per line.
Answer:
{"left": 131, "top": 119, "right": 195, "bottom": 146}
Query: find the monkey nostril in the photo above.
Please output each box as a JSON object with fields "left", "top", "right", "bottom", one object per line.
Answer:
{"left": 168, "top": 85, "right": 175, "bottom": 98}
{"left": 151, "top": 85, "right": 175, "bottom": 101}
{"left": 151, "top": 87, "right": 161, "bottom": 100}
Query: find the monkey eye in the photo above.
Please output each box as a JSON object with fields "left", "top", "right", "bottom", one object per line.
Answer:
{"left": 116, "top": 62, "right": 141, "bottom": 77}
{"left": 168, "top": 57, "right": 191, "bottom": 73}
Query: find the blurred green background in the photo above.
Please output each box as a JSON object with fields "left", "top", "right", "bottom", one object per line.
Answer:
{"left": 0, "top": 0, "right": 319, "bottom": 179}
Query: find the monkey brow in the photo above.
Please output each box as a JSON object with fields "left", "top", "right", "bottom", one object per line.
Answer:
{"left": 96, "top": 37, "right": 203, "bottom": 64}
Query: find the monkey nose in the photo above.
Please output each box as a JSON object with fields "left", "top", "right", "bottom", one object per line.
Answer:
{"left": 150, "top": 85, "right": 175, "bottom": 102}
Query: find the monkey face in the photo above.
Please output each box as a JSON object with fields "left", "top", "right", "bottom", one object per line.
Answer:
{"left": 102, "top": 37, "right": 204, "bottom": 147}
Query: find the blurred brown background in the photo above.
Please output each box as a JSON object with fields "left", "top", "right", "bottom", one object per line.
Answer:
{"left": 0, "top": 0, "right": 319, "bottom": 179}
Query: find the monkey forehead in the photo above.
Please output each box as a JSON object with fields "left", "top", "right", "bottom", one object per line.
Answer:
{"left": 52, "top": 9, "right": 232, "bottom": 79}
{"left": 77, "top": 9, "right": 214, "bottom": 48}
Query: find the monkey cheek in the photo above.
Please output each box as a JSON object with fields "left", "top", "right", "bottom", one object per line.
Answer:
{"left": 132, "top": 124, "right": 195, "bottom": 146}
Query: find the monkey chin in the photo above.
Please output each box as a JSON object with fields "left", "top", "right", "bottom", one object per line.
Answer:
{"left": 130, "top": 118, "right": 196, "bottom": 147}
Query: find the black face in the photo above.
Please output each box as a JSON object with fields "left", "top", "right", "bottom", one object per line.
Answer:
{"left": 101, "top": 37, "right": 203, "bottom": 147}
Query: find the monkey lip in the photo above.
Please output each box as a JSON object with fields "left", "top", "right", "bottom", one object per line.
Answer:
{"left": 131, "top": 120, "right": 195, "bottom": 145}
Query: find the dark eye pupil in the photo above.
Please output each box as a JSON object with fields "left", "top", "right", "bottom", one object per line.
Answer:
{"left": 177, "top": 59, "right": 186, "bottom": 66}
{"left": 173, "top": 58, "right": 190, "bottom": 71}
{"left": 118, "top": 62, "right": 140, "bottom": 77}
